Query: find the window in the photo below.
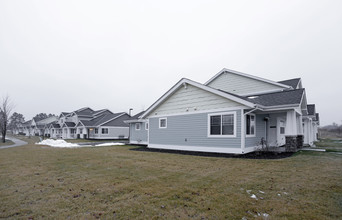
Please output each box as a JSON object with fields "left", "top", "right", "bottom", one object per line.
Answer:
{"left": 280, "top": 120, "right": 285, "bottom": 134}
{"left": 102, "top": 128, "right": 108, "bottom": 134}
{"left": 135, "top": 123, "right": 141, "bottom": 130}
{"left": 70, "top": 129, "right": 76, "bottom": 134}
{"left": 159, "top": 118, "right": 167, "bottom": 128}
{"left": 246, "top": 114, "right": 256, "bottom": 136}
{"left": 79, "top": 128, "right": 83, "bottom": 134}
{"left": 95, "top": 128, "right": 98, "bottom": 134}
{"left": 145, "top": 122, "right": 149, "bottom": 130}
{"left": 208, "top": 112, "right": 236, "bottom": 137}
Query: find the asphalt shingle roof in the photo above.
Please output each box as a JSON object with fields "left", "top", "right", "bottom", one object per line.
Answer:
{"left": 307, "top": 104, "right": 316, "bottom": 116}
{"left": 244, "top": 89, "right": 305, "bottom": 107}
{"left": 80, "top": 113, "right": 126, "bottom": 127}
{"left": 130, "top": 111, "right": 145, "bottom": 120}
{"left": 64, "top": 122, "right": 76, "bottom": 127}
{"left": 278, "top": 78, "right": 301, "bottom": 89}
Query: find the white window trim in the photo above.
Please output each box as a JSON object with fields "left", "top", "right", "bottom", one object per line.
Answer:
{"left": 135, "top": 123, "right": 141, "bottom": 130}
{"left": 159, "top": 118, "right": 167, "bottom": 129}
{"left": 207, "top": 111, "right": 237, "bottom": 138}
{"left": 246, "top": 113, "right": 256, "bottom": 138}
{"left": 145, "top": 122, "right": 149, "bottom": 130}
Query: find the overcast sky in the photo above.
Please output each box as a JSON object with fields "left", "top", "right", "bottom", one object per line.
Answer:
{"left": 1, "top": 0, "right": 341, "bottom": 126}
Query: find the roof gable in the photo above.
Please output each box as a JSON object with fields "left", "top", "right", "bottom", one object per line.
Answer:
{"left": 142, "top": 78, "right": 255, "bottom": 118}
{"left": 205, "top": 68, "right": 291, "bottom": 96}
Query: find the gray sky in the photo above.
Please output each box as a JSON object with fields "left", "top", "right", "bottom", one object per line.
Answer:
{"left": 1, "top": 0, "right": 341, "bottom": 126}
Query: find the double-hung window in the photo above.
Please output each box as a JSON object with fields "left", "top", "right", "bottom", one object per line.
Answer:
{"left": 246, "top": 114, "right": 256, "bottom": 137}
{"left": 208, "top": 112, "right": 236, "bottom": 137}
{"left": 159, "top": 118, "right": 167, "bottom": 129}
{"left": 102, "top": 128, "right": 108, "bottom": 134}
{"left": 135, "top": 123, "right": 141, "bottom": 130}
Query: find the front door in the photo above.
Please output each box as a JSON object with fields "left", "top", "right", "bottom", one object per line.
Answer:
{"left": 277, "top": 118, "right": 286, "bottom": 146}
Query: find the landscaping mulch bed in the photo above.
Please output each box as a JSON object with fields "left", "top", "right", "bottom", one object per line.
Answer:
{"left": 130, "top": 146, "right": 294, "bottom": 159}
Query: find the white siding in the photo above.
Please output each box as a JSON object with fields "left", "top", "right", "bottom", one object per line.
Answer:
{"left": 151, "top": 84, "right": 244, "bottom": 116}
{"left": 207, "top": 72, "right": 283, "bottom": 95}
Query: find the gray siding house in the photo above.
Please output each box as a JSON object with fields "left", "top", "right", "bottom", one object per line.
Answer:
{"left": 49, "top": 107, "right": 131, "bottom": 140}
{"left": 127, "top": 68, "right": 319, "bottom": 154}
{"left": 124, "top": 111, "right": 149, "bottom": 145}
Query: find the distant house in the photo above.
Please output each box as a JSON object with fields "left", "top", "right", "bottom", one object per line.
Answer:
{"left": 50, "top": 107, "right": 131, "bottom": 140}
{"left": 127, "top": 68, "right": 319, "bottom": 154}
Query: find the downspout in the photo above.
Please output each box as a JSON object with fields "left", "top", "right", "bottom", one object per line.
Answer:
{"left": 241, "top": 106, "right": 261, "bottom": 154}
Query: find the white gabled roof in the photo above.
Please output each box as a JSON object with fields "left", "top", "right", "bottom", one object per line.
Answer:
{"left": 141, "top": 78, "right": 256, "bottom": 118}
{"left": 205, "top": 68, "right": 292, "bottom": 89}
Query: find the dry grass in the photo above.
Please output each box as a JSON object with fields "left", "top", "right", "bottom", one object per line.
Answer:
{"left": 0, "top": 140, "right": 341, "bottom": 219}
{"left": 0, "top": 139, "right": 14, "bottom": 146}
{"left": 315, "top": 139, "right": 342, "bottom": 152}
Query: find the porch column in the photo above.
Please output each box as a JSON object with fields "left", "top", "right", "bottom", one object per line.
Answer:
{"left": 298, "top": 115, "right": 303, "bottom": 135}
{"left": 285, "top": 110, "right": 297, "bottom": 135}
{"left": 285, "top": 110, "right": 298, "bottom": 151}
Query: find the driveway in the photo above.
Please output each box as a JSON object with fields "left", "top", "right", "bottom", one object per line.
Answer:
{"left": 0, "top": 136, "right": 28, "bottom": 149}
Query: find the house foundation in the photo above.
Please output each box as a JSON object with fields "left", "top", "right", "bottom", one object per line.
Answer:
{"left": 285, "top": 135, "right": 298, "bottom": 152}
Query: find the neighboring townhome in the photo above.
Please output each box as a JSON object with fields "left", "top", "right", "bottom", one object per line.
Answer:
{"left": 52, "top": 107, "right": 131, "bottom": 140}
{"left": 124, "top": 111, "right": 148, "bottom": 145}
{"left": 128, "top": 68, "right": 319, "bottom": 154}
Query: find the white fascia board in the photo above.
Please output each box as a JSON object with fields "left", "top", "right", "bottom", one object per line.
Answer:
{"left": 239, "top": 88, "right": 286, "bottom": 97}
{"left": 205, "top": 68, "right": 292, "bottom": 89}
{"left": 141, "top": 78, "right": 255, "bottom": 118}
{"left": 124, "top": 119, "right": 147, "bottom": 124}
{"left": 259, "top": 105, "right": 298, "bottom": 112}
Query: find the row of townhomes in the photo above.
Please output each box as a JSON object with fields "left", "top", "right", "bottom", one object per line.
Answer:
{"left": 17, "top": 107, "right": 131, "bottom": 140}
{"left": 125, "top": 68, "right": 319, "bottom": 154}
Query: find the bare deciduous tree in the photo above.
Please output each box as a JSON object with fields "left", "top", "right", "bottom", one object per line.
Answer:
{"left": 0, "top": 95, "right": 14, "bottom": 143}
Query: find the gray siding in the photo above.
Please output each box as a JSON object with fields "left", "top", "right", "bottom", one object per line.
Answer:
{"left": 151, "top": 84, "right": 244, "bottom": 116}
{"left": 89, "top": 127, "right": 129, "bottom": 139}
{"left": 207, "top": 72, "right": 283, "bottom": 95}
{"left": 245, "top": 114, "right": 268, "bottom": 148}
{"left": 129, "top": 122, "right": 148, "bottom": 144}
{"left": 149, "top": 110, "right": 241, "bottom": 148}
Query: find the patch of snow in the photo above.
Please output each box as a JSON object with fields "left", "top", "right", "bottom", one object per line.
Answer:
{"left": 250, "top": 194, "right": 257, "bottom": 199}
{"left": 263, "top": 213, "right": 269, "bottom": 219}
{"left": 95, "top": 142, "right": 124, "bottom": 147}
{"left": 283, "top": 192, "right": 288, "bottom": 195}
{"left": 36, "top": 139, "right": 85, "bottom": 148}
{"left": 277, "top": 193, "right": 281, "bottom": 196}
{"left": 246, "top": 190, "right": 252, "bottom": 194}
{"left": 259, "top": 190, "right": 265, "bottom": 194}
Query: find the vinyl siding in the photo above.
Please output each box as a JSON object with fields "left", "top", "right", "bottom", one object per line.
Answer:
{"left": 207, "top": 72, "right": 283, "bottom": 95}
{"left": 245, "top": 114, "right": 268, "bottom": 148}
{"left": 89, "top": 127, "right": 129, "bottom": 139}
{"left": 129, "top": 122, "right": 148, "bottom": 144}
{"left": 149, "top": 110, "right": 241, "bottom": 149}
{"left": 151, "top": 84, "right": 244, "bottom": 116}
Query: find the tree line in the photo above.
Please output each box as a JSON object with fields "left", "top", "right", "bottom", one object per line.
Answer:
{"left": 0, "top": 95, "right": 56, "bottom": 143}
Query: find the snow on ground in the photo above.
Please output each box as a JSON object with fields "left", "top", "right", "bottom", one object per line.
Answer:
{"left": 250, "top": 194, "right": 257, "bottom": 199}
{"left": 36, "top": 139, "right": 124, "bottom": 148}
{"left": 95, "top": 142, "right": 124, "bottom": 147}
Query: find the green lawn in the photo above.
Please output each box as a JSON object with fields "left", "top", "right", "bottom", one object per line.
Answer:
{"left": 0, "top": 140, "right": 341, "bottom": 219}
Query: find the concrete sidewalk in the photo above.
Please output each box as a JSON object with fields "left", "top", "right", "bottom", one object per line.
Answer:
{"left": 0, "top": 136, "right": 28, "bottom": 149}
